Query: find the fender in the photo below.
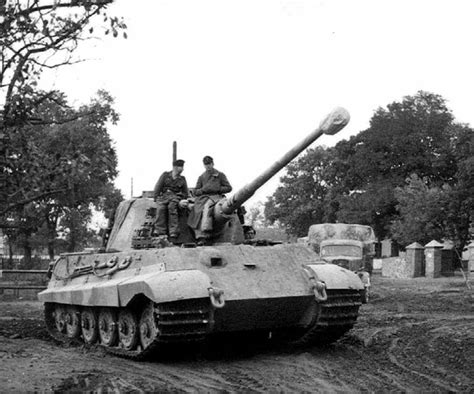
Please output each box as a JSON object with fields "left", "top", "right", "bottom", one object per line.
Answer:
{"left": 305, "top": 263, "right": 364, "bottom": 290}
{"left": 118, "top": 269, "right": 212, "bottom": 306}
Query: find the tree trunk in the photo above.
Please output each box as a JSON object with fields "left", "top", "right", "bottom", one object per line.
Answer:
{"left": 68, "top": 209, "right": 76, "bottom": 253}
{"left": 23, "top": 239, "right": 32, "bottom": 269}
{"left": 48, "top": 241, "right": 55, "bottom": 261}
{"left": 46, "top": 214, "right": 58, "bottom": 260}
{"left": 8, "top": 239, "right": 13, "bottom": 262}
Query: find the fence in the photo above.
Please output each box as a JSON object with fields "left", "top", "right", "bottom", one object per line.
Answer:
{"left": 0, "top": 269, "right": 48, "bottom": 298}
{"left": 0, "top": 255, "right": 52, "bottom": 270}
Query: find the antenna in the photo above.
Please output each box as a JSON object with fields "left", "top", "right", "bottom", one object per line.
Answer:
{"left": 131, "top": 177, "right": 133, "bottom": 198}
{"left": 173, "top": 141, "right": 177, "bottom": 163}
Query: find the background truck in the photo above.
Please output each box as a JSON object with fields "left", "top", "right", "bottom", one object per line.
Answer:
{"left": 304, "top": 223, "right": 376, "bottom": 302}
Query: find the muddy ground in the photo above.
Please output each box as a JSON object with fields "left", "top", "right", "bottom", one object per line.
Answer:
{"left": 0, "top": 275, "right": 472, "bottom": 392}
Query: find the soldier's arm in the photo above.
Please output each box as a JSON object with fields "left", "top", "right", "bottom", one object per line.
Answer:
{"left": 219, "top": 172, "right": 232, "bottom": 194}
{"left": 181, "top": 177, "right": 189, "bottom": 198}
{"left": 153, "top": 173, "right": 166, "bottom": 200}
{"left": 194, "top": 175, "right": 203, "bottom": 196}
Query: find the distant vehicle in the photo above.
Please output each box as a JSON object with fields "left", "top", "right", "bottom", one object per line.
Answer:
{"left": 305, "top": 223, "right": 376, "bottom": 303}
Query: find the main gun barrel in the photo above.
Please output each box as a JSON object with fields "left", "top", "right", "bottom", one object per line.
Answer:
{"left": 218, "top": 107, "right": 350, "bottom": 215}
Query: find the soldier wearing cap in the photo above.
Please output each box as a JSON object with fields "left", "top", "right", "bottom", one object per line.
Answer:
{"left": 188, "top": 156, "right": 232, "bottom": 243}
{"left": 153, "top": 159, "right": 188, "bottom": 239}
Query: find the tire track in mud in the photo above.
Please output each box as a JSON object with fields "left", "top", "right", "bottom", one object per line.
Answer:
{"left": 98, "top": 356, "right": 242, "bottom": 392}
{"left": 259, "top": 352, "right": 352, "bottom": 392}
{"left": 385, "top": 318, "right": 474, "bottom": 392}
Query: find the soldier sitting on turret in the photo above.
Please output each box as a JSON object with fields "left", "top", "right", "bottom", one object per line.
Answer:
{"left": 153, "top": 159, "right": 188, "bottom": 240}
{"left": 188, "top": 156, "right": 232, "bottom": 244}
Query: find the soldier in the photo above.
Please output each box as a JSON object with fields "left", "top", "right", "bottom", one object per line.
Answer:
{"left": 153, "top": 159, "right": 188, "bottom": 239}
{"left": 188, "top": 155, "right": 232, "bottom": 244}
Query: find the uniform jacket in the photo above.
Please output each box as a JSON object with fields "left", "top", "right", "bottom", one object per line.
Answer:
{"left": 194, "top": 169, "right": 232, "bottom": 196}
{"left": 153, "top": 171, "right": 188, "bottom": 200}
{"left": 188, "top": 169, "right": 232, "bottom": 228}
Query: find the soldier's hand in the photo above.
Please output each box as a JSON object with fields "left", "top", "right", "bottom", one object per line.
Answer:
{"left": 202, "top": 186, "right": 215, "bottom": 194}
{"left": 179, "top": 199, "right": 189, "bottom": 209}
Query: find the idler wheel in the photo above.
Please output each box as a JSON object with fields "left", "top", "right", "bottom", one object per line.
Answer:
{"left": 65, "top": 306, "right": 81, "bottom": 338}
{"left": 118, "top": 309, "right": 139, "bottom": 350}
{"left": 139, "top": 302, "right": 159, "bottom": 350}
{"left": 54, "top": 305, "right": 67, "bottom": 333}
{"left": 98, "top": 308, "right": 118, "bottom": 347}
{"left": 81, "top": 308, "right": 98, "bottom": 344}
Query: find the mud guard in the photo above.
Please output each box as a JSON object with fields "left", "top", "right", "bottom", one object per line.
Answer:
{"left": 305, "top": 264, "right": 364, "bottom": 290}
{"left": 118, "top": 269, "right": 213, "bottom": 306}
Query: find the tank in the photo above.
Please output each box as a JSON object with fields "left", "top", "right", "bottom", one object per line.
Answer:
{"left": 38, "top": 107, "right": 366, "bottom": 360}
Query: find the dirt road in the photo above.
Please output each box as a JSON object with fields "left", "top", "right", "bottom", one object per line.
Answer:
{"left": 0, "top": 275, "right": 472, "bottom": 392}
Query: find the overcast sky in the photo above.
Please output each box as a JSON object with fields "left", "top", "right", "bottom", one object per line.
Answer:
{"left": 42, "top": 0, "right": 474, "bottom": 207}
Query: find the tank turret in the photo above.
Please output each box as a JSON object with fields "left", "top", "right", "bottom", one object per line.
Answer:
{"left": 105, "top": 107, "right": 350, "bottom": 249}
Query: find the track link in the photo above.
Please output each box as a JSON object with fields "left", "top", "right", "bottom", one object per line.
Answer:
{"left": 296, "top": 289, "right": 362, "bottom": 345}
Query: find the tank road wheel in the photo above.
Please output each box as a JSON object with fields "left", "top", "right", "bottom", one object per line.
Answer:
{"left": 81, "top": 308, "right": 99, "bottom": 344}
{"left": 54, "top": 305, "right": 67, "bottom": 333}
{"left": 139, "top": 302, "right": 159, "bottom": 350}
{"left": 98, "top": 308, "right": 118, "bottom": 347}
{"left": 118, "top": 309, "right": 139, "bottom": 350}
{"left": 65, "top": 306, "right": 81, "bottom": 338}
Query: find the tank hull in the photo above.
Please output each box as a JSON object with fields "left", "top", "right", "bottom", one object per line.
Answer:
{"left": 39, "top": 244, "right": 363, "bottom": 358}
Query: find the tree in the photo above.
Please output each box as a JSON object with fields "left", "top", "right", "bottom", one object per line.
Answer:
{"left": 438, "top": 124, "right": 474, "bottom": 252}
{"left": 331, "top": 91, "right": 460, "bottom": 239}
{"left": 1, "top": 0, "right": 126, "bottom": 118}
{"left": 391, "top": 174, "right": 448, "bottom": 246}
{"left": 341, "top": 91, "right": 456, "bottom": 188}
{"left": 389, "top": 121, "right": 474, "bottom": 252}
{"left": 1, "top": 0, "right": 126, "bottom": 217}
{"left": 265, "top": 91, "right": 473, "bottom": 246}
{"left": 245, "top": 202, "right": 265, "bottom": 227}
{"left": 264, "top": 146, "right": 333, "bottom": 236}
{"left": 6, "top": 90, "right": 122, "bottom": 258}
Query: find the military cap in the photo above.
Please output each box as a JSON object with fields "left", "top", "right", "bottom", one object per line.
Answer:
{"left": 173, "top": 159, "right": 185, "bottom": 167}
{"left": 203, "top": 155, "right": 214, "bottom": 164}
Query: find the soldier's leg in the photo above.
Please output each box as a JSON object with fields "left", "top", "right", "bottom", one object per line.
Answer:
{"left": 168, "top": 199, "right": 180, "bottom": 237}
{"left": 201, "top": 199, "right": 214, "bottom": 233}
{"left": 155, "top": 199, "right": 169, "bottom": 236}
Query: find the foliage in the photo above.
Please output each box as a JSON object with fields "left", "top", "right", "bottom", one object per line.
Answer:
{"left": 331, "top": 91, "right": 459, "bottom": 239}
{"left": 245, "top": 202, "right": 266, "bottom": 227}
{"left": 264, "top": 146, "right": 333, "bottom": 236}
{"left": 264, "top": 91, "right": 474, "bottom": 250}
{"left": 1, "top": 0, "right": 126, "bottom": 216}
{"left": 341, "top": 91, "right": 456, "bottom": 188}
{"left": 391, "top": 175, "right": 448, "bottom": 246}
{"left": 1, "top": 0, "right": 126, "bottom": 120}
{"left": 336, "top": 181, "right": 398, "bottom": 239}
{"left": 5, "top": 90, "right": 123, "bottom": 257}
{"left": 441, "top": 124, "right": 474, "bottom": 250}
{"left": 390, "top": 123, "right": 474, "bottom": 250}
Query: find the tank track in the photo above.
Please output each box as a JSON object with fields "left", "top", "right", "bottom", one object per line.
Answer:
{"left": 44, "top": 290, "right": 361, "bottom": 358}
{"left": 44, "top": 299, "right": 212, "bottom": 361}
{"left": 296, "top": 289, "right": 362, "bottom": 345}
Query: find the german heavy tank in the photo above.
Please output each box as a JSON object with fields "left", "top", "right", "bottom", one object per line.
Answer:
{"left": 38, "top": 108, "right": 365, "bottom": 360}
